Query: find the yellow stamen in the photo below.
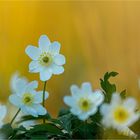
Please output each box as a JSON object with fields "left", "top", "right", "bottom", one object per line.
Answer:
{"left": 78, "top": 98, "right": 92, "bottom": 112}
{"left": 22, "top": 93, "right": 34, "bottom": 105}
{"left": 113, "top": 107, "right": 129, "bottom": 123}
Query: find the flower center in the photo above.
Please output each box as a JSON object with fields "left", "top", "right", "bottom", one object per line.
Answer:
{"left": 113, "top": 107, "right": 129, "bottom": 123}
{"left": 42, "top": 56, "right": 49, "bottom": 63}
{"left": 39, "top": 52, "right": 52, "bottom": 66}
{"left": 22, "top": 93, "right": 34, "bottom": 105}
{"left": 78, "top": 98, "right": 92, "bottom": 112}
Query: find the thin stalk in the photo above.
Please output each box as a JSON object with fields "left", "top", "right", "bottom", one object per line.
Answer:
{"left": 84, "top": 120, "right": 87, "bottom": 139}
{"left": 42, "top": 81, "right": 47, "bottom": 123}
{"left": 10, "top": 108, "right": 21, "bottom": 125}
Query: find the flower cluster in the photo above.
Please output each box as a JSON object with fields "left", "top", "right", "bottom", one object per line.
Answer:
{"left": 0, "top": 35, "right": 140, "bottom": 139}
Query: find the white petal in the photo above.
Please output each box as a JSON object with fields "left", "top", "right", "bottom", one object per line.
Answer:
{"left": 34, "top": 91, "right": 49, "bottom": 103}
{"left": 111, "top": 93, "right": 122, "bottom": 106}
{"left": 70, "top": 108, "right": 81, "bottom": 115}
{"left": 70, "top": 85, "right": 80, "bottom": 96}
{"left": 51, "top": 65, "right": 64, "bottom": 75}
{"left": 20, "top": 120, "right": 36, "bottom": 130}
{"left": 49, "top": 41, "right": 61, "bottom": 54}
{"left": 10, "top": 72, "right": 28, "bottom": 94}
{"left": 100, "top": 103, "right": 110, "bottom": 116}
{"left": 87, "top": 107, "right": 97, "bottom": 116}
{"left": 25, "top": 81, "right": 38, "bottom": 92}
{"left": 78, "top": 113, "right": 89, "bottom": 121}
{"left": 126, "top": 113, "right": 140, "bottom": 127}
{"left": 54, "top": 54, "right": 65, "bottom": 65}
{"left": 63, "top": 96, "right": 75, "bottom": 107}
{"left": 25, "top": 45, "right": 41, "bottom": 60}
{"left": 38, "top": 35, "right": 50, "bottom": 51}
{"left": 91, "top": 90, "right": 104, "bottom": 106}
{"left": 40, "top": 69, "right": 52, "bottom": 81}
{"left": 0, "top": 105, "right": 7, "bottom": 121}
{"left": 123, "top": 98, "right": 137, "bottom": 111}
{"left": 29, "top": 61, "right": 42, "bottom": 73}
{"left": 81, "top": 82, "right": 92, "bottom": 93}
{"left": 21, "top": 106, "right": 38, "bottom": 117}
{"left": 9, "top": 94, "right": 22, "bottom": 107}
{"left": 32, "top": 104, "right": 47, "bottom": 116}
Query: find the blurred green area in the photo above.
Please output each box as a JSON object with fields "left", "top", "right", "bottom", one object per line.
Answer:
{"left": 0, "top": 1, "right": 140, "bottom": 117}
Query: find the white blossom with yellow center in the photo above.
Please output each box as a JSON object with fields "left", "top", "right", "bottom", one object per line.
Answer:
{"left": 64, "top": 82, "right": 104, "bottom": 121}
{"left": 100, "top": 93, "right": 140, "bottom": 133}
{"left": 25, "top": 35, "right": 66, "bottom": 81}
{"left": 0, "top": 104, "right": 7, "bottom": 128}
{"left": 9, "top": 79, "right": 49, "bottom": 117}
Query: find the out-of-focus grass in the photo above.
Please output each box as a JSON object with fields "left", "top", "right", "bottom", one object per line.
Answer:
{"left": 0, "top": 1, "right": 140, "bottom": 116}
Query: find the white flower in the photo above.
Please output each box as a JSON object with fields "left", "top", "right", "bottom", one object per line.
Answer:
{"left": 9, "top": 79, "right": 49, "bottom": 117}
{"left": 25, "top": 35, "right": 66, "bottom": 81}
{"left": 100, "top": 93, "right": 139, "bottom": 133}
{"left": 0, "top": 104, "right": 7, "bottom": 128}
{"left": 10, "top": 71, "right": 28, "bottom": 94}
{"left": 64, "top": 82, "right": 104, "bottom": 121}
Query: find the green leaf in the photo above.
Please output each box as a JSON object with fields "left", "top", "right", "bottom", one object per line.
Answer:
{"left": 58, "top": 113, "right": 73, "bottom": 133}
{"left": 120, "top": 89, "right": 126, "bottom": 99}
{"left": 18, "top": 113, "right": 51, "bottom": 124}
{"left": 58, "top": 108, "right": 70, "bottom": 117}
{"left": 0, "top": 123, "right": 14, "bottom": 139}
{"left": 27, "top": 123, "right": 64, "bottom": 136}
{"left": 72, "top": 122, "right": 103, "bottom": 139}
{"left": 100, "top": 71, "right": 118, "bottom": 102}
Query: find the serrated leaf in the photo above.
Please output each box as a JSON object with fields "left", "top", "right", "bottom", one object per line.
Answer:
{"left": 100, "top": 71, "right": 118, "bottom": 103}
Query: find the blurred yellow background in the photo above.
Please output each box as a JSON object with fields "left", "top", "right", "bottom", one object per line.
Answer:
{"left": 0, "top": 1, "right": 140, "bottom": 116}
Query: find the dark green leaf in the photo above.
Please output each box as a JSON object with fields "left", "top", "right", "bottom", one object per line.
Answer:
{"left": 100, "top": 71, "right": 118, "bottom": 103}
{"left": 27, "top": 123, "right": 64, "bottom": 136}
{"left": 120, "top": 89, "right": 126, "bottom": 99}
{"left": 0, "top": 123, "right": 14, "bottom": 139}
{"left": 58, "top": 108, "right": 70, "bottom": 117}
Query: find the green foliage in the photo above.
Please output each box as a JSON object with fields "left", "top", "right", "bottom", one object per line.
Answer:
{"left": 100, "top": 71, "right": 118, "bottom": 102}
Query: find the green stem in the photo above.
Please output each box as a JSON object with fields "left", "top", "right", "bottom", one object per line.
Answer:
{"left": 10, "top": 108, "right": 21, "bottom": 125}
{"left": 42, "top": 81, "right": 47, "bottom": 124}
{"left": 84, "top": 120, "right": 87, "bottom": 139}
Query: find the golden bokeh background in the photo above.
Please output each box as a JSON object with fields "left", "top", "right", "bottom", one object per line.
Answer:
{"left": 0, "top": 1, "right": 140, "bottom": 116}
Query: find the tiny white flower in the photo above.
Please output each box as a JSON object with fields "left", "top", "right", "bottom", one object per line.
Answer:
{"left": 0, "top": 104, "right": 7, "bottom": 128}
{"left": 9, "top": 79, "right": 49, "bottom": 117}
{"left": 100, "top": 93, "right": 139, "bottom": 134}
{"left": 25, "top": 35, "right": 66, "bottom": 81}
{"left": 64, "top": 82, "right": 104, "bottom": 121}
